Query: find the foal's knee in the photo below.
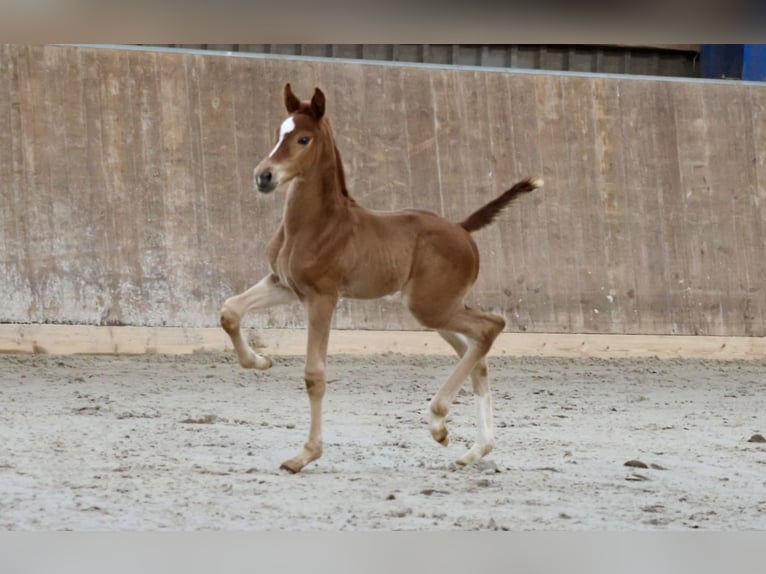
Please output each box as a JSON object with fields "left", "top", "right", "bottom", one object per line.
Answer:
{"left": 220, "top": 304, "right": 240, "bottom": 334}
{"left": 304, "top": 367, "right": 327, "bottom": 398}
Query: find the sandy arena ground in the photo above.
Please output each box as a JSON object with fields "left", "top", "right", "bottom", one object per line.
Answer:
{"left": 1, "top": 351, "right": 764, "bottom": 530}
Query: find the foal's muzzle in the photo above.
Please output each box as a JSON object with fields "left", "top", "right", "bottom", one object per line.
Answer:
{"left": 255, "top": 168, "right": 276, "bottom": 193}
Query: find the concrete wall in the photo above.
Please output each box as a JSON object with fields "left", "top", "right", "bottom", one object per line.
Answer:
{"left": 2, "top": 44, "right": 766, "bottom": 336}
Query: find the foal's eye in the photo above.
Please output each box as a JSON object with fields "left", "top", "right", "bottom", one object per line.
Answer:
{"left": 297, "top": 136, "right": 311, "bottom": 145}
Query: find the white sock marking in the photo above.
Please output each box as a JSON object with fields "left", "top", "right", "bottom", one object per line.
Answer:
{"left": 269, "top": 116, "right": 295, "bottom": 157}
{"left": 477, "top": 393, "right": 494, "bottom": 447}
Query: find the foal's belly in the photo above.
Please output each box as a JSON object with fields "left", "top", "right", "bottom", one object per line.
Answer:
{"left": 337, "top": 240, "right": 413, "bottom": 299}
{"left": 338, "top": 273, "right": 405, "bottom": 300}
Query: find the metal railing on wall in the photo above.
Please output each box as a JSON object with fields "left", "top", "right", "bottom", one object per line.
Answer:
{"left": 139, "top": 44, "right": 701, "bottom": 79}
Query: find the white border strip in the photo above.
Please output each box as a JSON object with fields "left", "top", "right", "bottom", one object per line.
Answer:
{"left": 1, "top": 325, "right": 765, "bottom": 360}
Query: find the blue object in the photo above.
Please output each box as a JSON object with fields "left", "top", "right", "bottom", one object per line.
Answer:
{"left": 743, "top": 44, "right": 766, "bottom": 81}
{"left": 700, "top": 44, "right": 766, "bottom": 81}
{"left": 700, "top": 44, "right": 744, "bottom": 79}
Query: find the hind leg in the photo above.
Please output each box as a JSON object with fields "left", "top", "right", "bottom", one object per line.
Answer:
{"left": 437, "top": 331, "right": 495, "bottom": 466}
{"left": 406, "top": 230, "right": 503, "bottom": 465}
{"left": 412, "top": 304, "right": 504, "bottom": 464}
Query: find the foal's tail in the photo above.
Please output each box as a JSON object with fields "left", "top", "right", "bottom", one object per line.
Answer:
{"left": 459, "top": 177, "right": 543, "bottom": 233}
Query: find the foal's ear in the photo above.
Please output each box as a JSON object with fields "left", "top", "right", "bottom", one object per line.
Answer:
{"left": 310, "top": 87, "right": 325, "bottom": 120}
{"left": 284, "top": 83, "right": 301, "bottom": 114}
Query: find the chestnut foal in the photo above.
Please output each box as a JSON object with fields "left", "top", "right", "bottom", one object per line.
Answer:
{"left": 221, "top": 83, "right": 542, "bottom": 473}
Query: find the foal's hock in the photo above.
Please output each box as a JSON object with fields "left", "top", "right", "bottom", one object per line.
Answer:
{"left": 221, "top": 83, "right": 543, "bottom": 473}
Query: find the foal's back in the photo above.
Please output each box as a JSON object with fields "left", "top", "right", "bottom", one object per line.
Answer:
{"left": 338, "top": 204, "right": 480, "bottom": 302}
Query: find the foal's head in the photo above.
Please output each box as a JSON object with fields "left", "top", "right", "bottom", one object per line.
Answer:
{"left": 254, "top": 83, "right": 332, "bottom": 194}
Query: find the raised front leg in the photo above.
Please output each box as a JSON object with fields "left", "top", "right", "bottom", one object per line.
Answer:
{"left": 220, "top": 274, "right": 296, "bottom": 369}
{"left": 280, "top": 293, "right": 337, "bottom": 473}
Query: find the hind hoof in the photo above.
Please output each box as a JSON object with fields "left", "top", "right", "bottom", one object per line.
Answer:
{"left": 456, "top": 443, "right": 494, "bottom": 466}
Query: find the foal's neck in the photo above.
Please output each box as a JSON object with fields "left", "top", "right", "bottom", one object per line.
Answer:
{"left": 283, "top": 141, "right": 354, "bottom": 233}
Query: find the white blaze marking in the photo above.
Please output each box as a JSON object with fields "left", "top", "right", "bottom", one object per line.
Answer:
{"left": 269, "top": 116, "right": 295, "bottom": 157}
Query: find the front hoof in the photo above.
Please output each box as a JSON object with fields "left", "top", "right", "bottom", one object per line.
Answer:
{"left": 279, "top": 460, "right": 302, "bottom": 474}
{"left": 240, "top": 352, "right": 273, "bottom": 370}
{"left": 280, "top": 443, "right": 322, "bottom": 473}
{"left": 431, "top": 427, "right": 449, "bottom": 446}
{"left": 255, "top": 354, "right": 273, "bottom": 370}
{"left": 280, "top": 458, "right": 303, "bottom": 474}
